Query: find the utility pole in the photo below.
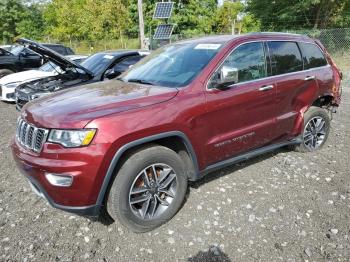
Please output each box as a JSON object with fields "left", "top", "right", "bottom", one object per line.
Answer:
{"left": 137, "top": 0, "right": 146, "bottom": 49}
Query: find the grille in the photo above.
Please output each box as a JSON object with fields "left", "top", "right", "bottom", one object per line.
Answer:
{"left": 16, "top": 119, "right": 49, "bottom": 153}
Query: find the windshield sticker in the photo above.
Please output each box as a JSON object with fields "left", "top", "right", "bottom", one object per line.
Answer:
{"left": 194, "top": 44, "right": 221, "bottom": 50}
{"left": 103, "top": 55, "right": 114, "bottom": 59}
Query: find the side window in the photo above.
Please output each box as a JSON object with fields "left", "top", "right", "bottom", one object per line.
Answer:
{"left": 66, "top": 47, "right": 75, "bottom": 55}
{"left": 46, "top": 45, "right": 66, "bottom": 55}
{"left": 299, "top": 42, "right": 328, "bottom": 69}
{"left": 267, "top": 41, "right": 303, "bottom": 75}
{"left": 113, "top": 55, "right": 143, "bottom": 73}
{"left": 211, "top": 42, "right": 267, "bottom": 87}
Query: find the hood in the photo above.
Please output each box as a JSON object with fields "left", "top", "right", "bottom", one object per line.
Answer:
{"left": 0, "top": 70, "right": 55, "bottom": 85}
{"left": 22, "top": 80, "right": 178, "bottom": 129}
{"left": 16, "top": 38, "right": 93, "bottom": 77}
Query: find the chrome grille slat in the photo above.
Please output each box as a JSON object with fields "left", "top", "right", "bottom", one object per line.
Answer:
{"left": 31, "top": 128, "right": 38, "bottom": 149}
{"left": 16, "top": 119, "right": 48, "bottom": 153}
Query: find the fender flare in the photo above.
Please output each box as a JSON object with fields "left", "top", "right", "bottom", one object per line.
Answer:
{"left": 95, "top": 131, "right": 199, "bottom": 206}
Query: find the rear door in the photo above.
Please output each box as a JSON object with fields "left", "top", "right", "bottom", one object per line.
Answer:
{"left": 267, "top": 41, "right": 318, "bottom": 140}
{"left": 203, "top": 41, "right": 277, "bottom": 165}
{"left": 298, "top": 42, "right": 333, "bottom": 99}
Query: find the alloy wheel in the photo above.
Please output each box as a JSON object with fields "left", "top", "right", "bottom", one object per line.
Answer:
{"left": 303, "top": 116, "right": 327, "bottom": 150}
{"left": 128, "top": 163, "right": 177, "bottom": 220}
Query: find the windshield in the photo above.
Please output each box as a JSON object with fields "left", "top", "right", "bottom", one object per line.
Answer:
{"left": 10, "top": 46, "right": 24, "bottom": 56}
{"left": 81, "top": 53, "right": 115, "bottom": 75}
{"left": 121, "top": 43, "right": 222, "bottom": 87}
{"left": 39, "top": 61, "right": 59, "bottom": 72}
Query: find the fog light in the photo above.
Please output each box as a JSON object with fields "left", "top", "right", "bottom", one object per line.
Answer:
{"left": 45, "top": 173, "right": 73, "bottom": 187}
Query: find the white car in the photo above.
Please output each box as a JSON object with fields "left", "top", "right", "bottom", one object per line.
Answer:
{"left": 0, "top": 55, "right": 87, "bottom": 102}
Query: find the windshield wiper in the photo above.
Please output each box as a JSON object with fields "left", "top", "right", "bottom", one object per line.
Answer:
{"left": 127, "top": 78, "right": 156, "bottom": 86}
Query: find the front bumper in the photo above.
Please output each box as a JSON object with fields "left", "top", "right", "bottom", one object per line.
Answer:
{"left": 26, "top": 175, "right": 100, "bottom": 216}
{"left": 11, "top": 137, "right": 108, "bottom": 217}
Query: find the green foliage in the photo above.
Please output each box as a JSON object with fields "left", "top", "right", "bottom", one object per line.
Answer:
{"left": 0, "top": 0, "right": 24, "bottom": 43}
{"left": 241, "top": 14, "right": 261, "bottom": 33}
{"left": 16, "top": 4, "right": 45, "bottom": 40}
{"left": 247, "top": 0, "right": 350, "bottom": 30}
{"left": 1, "top": 0, "right": 349, "bottom": 47}
{"left": 213, "top": 1, "right": 244, "bottom": 33}
{"left": 42, "top": 0, "right": 130, "bottom": 42}
{"left": 172, "top": 0, "right": 217, "bottom": 37}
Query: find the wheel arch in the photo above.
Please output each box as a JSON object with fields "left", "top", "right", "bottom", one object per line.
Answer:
{"left": 312, "top": 94, "right": 334, "bottom": 107}
{"left": 96, "top": 131, "right": 199, "bottom": 206}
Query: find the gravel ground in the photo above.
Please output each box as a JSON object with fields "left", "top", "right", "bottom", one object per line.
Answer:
{"left": 0, "top": 83, "right": 349, "bottom": 261}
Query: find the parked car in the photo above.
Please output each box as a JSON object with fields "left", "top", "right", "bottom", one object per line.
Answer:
{"left": 0, "top": 42, "right": 75, "bottom": 78}
{"left": 15, "top": 38, "right": 150, "bottom": 109}
{"left": 41, "top": 43, "right": 74, "bottom": 56}
{"left": 0, "top": 45, "right": 16, "bottom": 52}
{"left": 11, "top": 33, "right": 342, "bottom": 232}
{"left": 0, "top": 55, "right": 87, "bottom": 102}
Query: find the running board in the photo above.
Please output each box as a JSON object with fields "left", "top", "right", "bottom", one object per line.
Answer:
{"left": 201, "top": 138, "right": 302, "bottom": 176}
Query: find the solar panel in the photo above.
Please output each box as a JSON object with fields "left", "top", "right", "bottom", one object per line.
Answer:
{"left": 153, "top": 2, "right": 174, "bottom": 19}
{"left": 153, "top": 24, "right": 174, "bottom": 39}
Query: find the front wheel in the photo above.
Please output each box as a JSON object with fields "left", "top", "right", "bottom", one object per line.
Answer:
{"left": 293, "top": 106, "right": 331, "bottom": 152}
{"left": 107, "top": 145, "right": 188, "bottom": 233}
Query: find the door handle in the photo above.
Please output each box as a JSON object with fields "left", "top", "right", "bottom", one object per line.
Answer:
{"left": 304, "top": 75, "right": 316, "bottom": 81}
{"left": 259, "top": 85, "right": 274, "bottom": 91}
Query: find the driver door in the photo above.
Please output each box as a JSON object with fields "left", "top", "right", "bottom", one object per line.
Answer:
{"left": 20, "top": 49, "right": 42, "bottom": 70}
{"left": 203, "top": 41, "right": 277, "bottom": 165}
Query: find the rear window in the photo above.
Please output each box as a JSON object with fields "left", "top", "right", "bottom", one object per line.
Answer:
{"left": 267, "top": 41, "right": 303, "bottom": 75}
{"left": 299, "top": 42, "right": 328, "bottom": 69}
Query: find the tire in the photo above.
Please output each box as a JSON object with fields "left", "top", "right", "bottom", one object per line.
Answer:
{"left": 0, "top": 69, "right": 14, "bottom": 78}
{"left": 292, "top": 106, "right": 331, "bottom": 152}
{"left": 107, "top": 145, "right": 188, "bottom": 233}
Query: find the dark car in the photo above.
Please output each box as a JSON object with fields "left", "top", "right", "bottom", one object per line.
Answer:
{"left": 0, "top": 42, "right": 75, "bottom": 78}
{"left": 0, "top": 46, "right": 42, "bottom": 78}
{"left": 11, "top": 33, "right": 342, "bottom": 232}
{"left": 42, "top": 43, "right": 74, "bottom": 56}
{"left": 15, "top": 38, "right": 150, "bottom": 109}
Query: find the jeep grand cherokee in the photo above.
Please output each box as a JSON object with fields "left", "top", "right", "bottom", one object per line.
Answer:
{"left": 11, "top": 33, "right": 342, "bottom": 232}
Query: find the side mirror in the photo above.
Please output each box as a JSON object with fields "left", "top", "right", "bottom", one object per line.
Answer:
{"left": 104, "top": 68, "right": 121, "bottom": 80}
{"left": 218, "top": 66, "right": 238, "bottom": 88}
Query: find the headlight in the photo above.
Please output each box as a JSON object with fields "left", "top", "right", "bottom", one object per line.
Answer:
{"left": 48, "top": 129, "right": 97, "bottom": 147}
{"left": 4, "top": 82, "right": 21, "bottom": 88}
{"left": 30, "top": 92, "right": 50, "bottom": 100}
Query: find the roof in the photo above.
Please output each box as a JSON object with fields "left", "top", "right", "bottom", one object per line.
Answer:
{"left": 176, "top": 32, "right": 312, "bottom": 45}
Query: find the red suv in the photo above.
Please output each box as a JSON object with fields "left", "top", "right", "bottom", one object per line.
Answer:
{"left": 11, "top": 33, "right": 342, "bottom": 232}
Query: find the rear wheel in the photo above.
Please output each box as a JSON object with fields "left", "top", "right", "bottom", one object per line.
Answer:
{"left": 0, "top": 69, "right": 14, "bottom": 78}
{"left": 293, "top": 106, "right": 330, "bottom": 152}
{"left": 107, "top": 145, "right": 188, "bottom": 233}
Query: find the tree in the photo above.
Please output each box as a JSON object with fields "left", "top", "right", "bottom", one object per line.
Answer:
{"left": 213, "top": 1, "right": 244, "bottom": 33}
{"left": 247, "top": 0, "right": 350, "bottom": 30}
{"left": 172, "top": 0, "right": 217, "bottom": 37}
{"left": 16, "top": 4, "right": 45, "bottom": 40}
{"left": 0, "top": 0, "right": 25, "bottom": 43}
{"left": 43, "top": 0, "right": 130, "bottom": 41}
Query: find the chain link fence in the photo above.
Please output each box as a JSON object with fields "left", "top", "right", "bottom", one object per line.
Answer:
{"left": 288, "top": 28, "right": 350, "bottom": 55}
{"left": 48, "top": 28, "right": 350, "bottom": 86}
